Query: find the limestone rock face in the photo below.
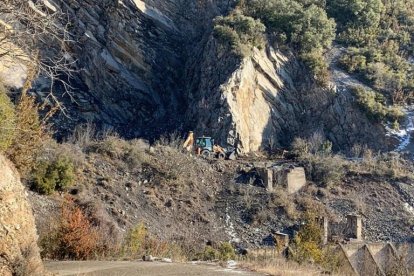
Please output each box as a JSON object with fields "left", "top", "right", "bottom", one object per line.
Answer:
{"left": 24, "top": 0, "right": 386, "bottom": 152}
{"left": 188, "top": 44, "right": 386, "bottom": 152}
{"left": 0, "top": 155, "right": 46, "bottom": 276}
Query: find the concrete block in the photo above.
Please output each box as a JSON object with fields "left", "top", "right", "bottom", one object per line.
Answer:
{"left": 286, "top": 167, "right": 306, "bottom": 194}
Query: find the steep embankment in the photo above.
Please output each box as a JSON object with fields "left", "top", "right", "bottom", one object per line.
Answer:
{"left": 0, "top": 155, "right": 49, "bottom": 276}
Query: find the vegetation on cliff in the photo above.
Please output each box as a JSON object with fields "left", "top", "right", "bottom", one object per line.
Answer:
{"left": 213, "top": 0, "right": 413, "bottom": 101}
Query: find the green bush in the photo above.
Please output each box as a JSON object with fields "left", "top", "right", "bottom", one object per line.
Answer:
{"left": 122, "top": 222, "right": 148, "bottom": 256}
{"left": 32, "top": 157, "right": 75, "bottom": 195}
{"left": 331, "top": 0, "right": 414, "bottom": 104}
{"left": 6, "top": 92, "right": 47, "bottom": 177}
{"left": 197, "top": 242, "right": 236, "bottom": 261}
{"left": 291, "top": 212, "right": 323, "bottom": 264}
{"left": 213, "top": 11, "right": 266, "bottom": 56}
{"left": 199, "top": 246, "right": 218, "bottom": 261}
{"left": 0, "top": 85, "right": 16, "bottom": 152}
{"left": 218, "top": 242, "right": 236, "bottom": 261}
{"left": 301, "top": 50, "right": 330, "bottom": 87}
{"left": 352, "top": 86, "right": 404, "bottom": 123}
{"left": 242, "top": 1, "right": 335, "bottom": 81}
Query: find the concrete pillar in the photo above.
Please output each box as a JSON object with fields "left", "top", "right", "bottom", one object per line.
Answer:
{"left": 275, "top": 232, "right": 289, "bottom": 247}
{"left": 274, "top": 232, "right": 289, "bottom": 253}
{"left": 257, "top": 167, "right": 274, "bottom": 192}
{"left": 320, "top": 216, "right": 329, "bottom": 245}
{"left": 347, "top": 215, "right": 362, "bottom": 241}
{"left": 266, "top": 169, "right": 273, "bottom": 191}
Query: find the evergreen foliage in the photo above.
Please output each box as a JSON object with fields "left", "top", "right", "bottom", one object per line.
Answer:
{"left": 213, "top": 10, "right": 266, "bottom": 56}
{"left": 214, "top": 0, "right": 413, "bottom": 96}
{"left": 32, "top": 157, "right": 75, "bottom": 195}
{"left": 0, "top": 84, "right": 16, "bottom": 152}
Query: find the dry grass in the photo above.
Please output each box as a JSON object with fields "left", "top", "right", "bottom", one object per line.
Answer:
{"left": 349, "top": 151, "right": 413, "bottom": 179}
{"left": 239, "top": 257, "right": 322, "bottom": 276}
{"left": 270, "top": 189, "right": 299, "bottom": 219}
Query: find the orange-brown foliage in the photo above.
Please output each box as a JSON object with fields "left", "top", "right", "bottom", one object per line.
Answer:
{"left": 58, "top": 196, "right": 98, "bottom": 260}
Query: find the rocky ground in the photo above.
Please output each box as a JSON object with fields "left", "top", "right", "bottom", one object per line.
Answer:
{"left": 29, "top": 139, "right": 414, "bottom": 256}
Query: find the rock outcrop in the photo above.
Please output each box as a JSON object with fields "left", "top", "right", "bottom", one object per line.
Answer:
{"left": 187, "top": 43, "right": 386, "bottom": 152}
{"left": 0, "top": 155, "right": 47, "bottom": 276}
{"left": 15, "top": 0, "right": 387, "bottom": 152}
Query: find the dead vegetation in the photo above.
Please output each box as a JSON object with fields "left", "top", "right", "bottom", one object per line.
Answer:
{"left": 292, "top": 134, "right": 414, "bottom": 188}
{"left": 239, "top": 255, "right": 322, "bottom": 276}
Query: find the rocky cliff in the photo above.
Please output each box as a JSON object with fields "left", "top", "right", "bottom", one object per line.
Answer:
{"left": 25, "top": 0, "right": 386, "bottom": 152}
{"left": 0, "top": 155, "right": 47, "bottom": 276}
{"left": 185, "top": 41, "right": 386, "bottom": 152}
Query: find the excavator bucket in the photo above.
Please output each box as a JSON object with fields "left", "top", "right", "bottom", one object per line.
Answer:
{"left": 227, "top": 150, "right": 237, "bottom": 160}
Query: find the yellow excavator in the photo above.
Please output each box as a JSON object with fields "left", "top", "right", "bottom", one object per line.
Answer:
{"left": 183, "top": 131, "right": 237, "bottom": 160}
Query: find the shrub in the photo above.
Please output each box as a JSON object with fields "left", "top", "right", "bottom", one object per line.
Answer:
{"left": 0, "top": 84, "right": 16, "bottom": 152}
{"left": 306, "top": 155, "right": 346, "bottom": 188}
{"left": 122, "top": 222, "right": 187, "bottom": 260}
{"left": 32, "top": 161, "right": 58, "bottom": 195}
{"left": 292, "top": 133, "right": 332, "bottom": 157}
{"left": 339, "top": 49, "right": 367, "bottom": 73}
{"left": 59, "top": 197, "right": 99, "bottom": 259}
{"left": 352, "top": 86, "right": 404, "bottom": 123}
{"left": 213, "top": 10, "right": 266, "bottom": 56}
{"left": 330, "top": 0, "right": 414, "bottom": 105}
{"left": 40, "top": 196, "right": 99, "bottom": 260}
{"left": 218, "top": 242, "right": 236, "bottom": 261}
{"left": 242, "top": 1, "right": 336, "bottom": 83}
{"left": 301, "top": 50, "right": 330, "bottom": 87}
{"left": 32, "top": 157, "right": 75, "bottom": 195}
{"left": 87, "top": 136, "right": 146, "bottom": 169}
{"left": 292, "top": 135, "right": 345, "bottom": 188}
{"left": 122, "top": 222, "right": 148, "bottom": 256}
{"left": 87, "top": 135, "right": 125, "bottom": 159}
{"left": 291, "top": 212, "right": 323, "bottom": 264}
{"left": 199, "top": 246, "right": 219, "bottom": 261}
{"left": 6, "top": 92, "right": 47, "bottom": 177}
{"left": 270, "top": 189, "right": 298, "bottom": 219}
{"left": 197, "top": 242, "right": 236, "bottom": 261}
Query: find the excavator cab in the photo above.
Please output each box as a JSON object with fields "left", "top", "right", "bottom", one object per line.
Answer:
{"left": 184, "top": 131, "right": 236, "bottom": 160}
{"left": 195, "top": 137, "right": 214, "bottom": 157}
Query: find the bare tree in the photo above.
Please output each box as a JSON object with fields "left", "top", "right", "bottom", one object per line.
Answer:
{"left": 0, "top": 0, "right": 75, "bottom": 109}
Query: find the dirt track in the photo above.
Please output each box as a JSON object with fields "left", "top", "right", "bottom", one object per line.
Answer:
{"left": 45, "top": 261, "right": 263, "bottom": 276}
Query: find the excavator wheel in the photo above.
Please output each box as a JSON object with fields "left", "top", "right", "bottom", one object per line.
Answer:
{"left": 201, "top": 149, "right": 211, "bottom": 159}
{"left": 218, "top": 152, "right": 225, "bottom": 159}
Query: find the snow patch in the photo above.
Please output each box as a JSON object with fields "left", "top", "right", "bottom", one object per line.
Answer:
{"left": 225, "top": 206, "right": 240, "bottom": 243}
{"left": 386, "top": 108, "right": 414, "bottom": 152}
{"left": 404, "top": 202, "right": 414, "bottom": 216}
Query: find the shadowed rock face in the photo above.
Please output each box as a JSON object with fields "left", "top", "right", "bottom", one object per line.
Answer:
{"left": 46, "top": 0, "right": 234, "bottom": 138}
{"left": 0, "top": 155, "right": 47, "bottom": 276}
{"left": 27, "top": 0, "right": 386, "bottom": 151}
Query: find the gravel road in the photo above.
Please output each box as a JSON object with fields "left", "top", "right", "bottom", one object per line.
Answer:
{"left": 45, "top": 261, "right": 263, "bottom": 276}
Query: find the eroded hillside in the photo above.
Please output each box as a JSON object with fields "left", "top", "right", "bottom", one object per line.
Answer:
{"left": 3, "top": 0, "right": 407, "bottom": 153}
